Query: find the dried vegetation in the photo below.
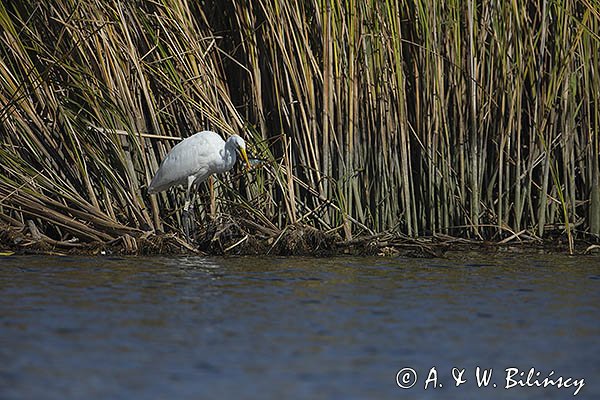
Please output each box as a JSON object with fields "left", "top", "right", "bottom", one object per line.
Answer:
{"left": 1, "top": 1, "right": 599, "bottom": 255}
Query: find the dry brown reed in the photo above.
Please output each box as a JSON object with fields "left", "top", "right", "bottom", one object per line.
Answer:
{"left": 1, "top": 0, "right": 598, "bottom": 254}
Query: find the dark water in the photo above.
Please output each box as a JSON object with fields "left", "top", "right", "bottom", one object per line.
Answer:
{"left": 0, "top": 253, "right": 598, "bottom": 400}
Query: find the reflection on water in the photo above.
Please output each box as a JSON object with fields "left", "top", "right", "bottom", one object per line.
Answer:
{"left": 1, "top": 254, "right": 599, "bottom": 399}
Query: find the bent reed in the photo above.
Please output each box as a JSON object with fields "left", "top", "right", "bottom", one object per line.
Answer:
{"left": 0, "top": 0, "right": 598, "bottom": 255}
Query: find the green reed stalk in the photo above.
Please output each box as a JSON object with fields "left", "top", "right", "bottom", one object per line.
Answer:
{"left": 1, "top": 0, "right": 598, "bottom": 249}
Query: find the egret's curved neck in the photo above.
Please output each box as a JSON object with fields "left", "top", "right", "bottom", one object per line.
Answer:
{"left": 220, "top": 138, "right": 238, "bottom": 172}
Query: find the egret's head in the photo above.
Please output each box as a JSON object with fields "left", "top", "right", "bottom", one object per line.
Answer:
{"left": 230, "top": 134, "right": 251, "bottom": 170}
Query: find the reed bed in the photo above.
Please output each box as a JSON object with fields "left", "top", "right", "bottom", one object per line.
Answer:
{"left": 0, "top": 0, "right": 598, "bottom": 254}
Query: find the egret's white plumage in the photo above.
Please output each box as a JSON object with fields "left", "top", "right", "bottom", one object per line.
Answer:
{"left": 148, "top": 130, "right": 250, "bottom": 239}
{"left": 148, "top": 130, "right": 249, "bottom": 194}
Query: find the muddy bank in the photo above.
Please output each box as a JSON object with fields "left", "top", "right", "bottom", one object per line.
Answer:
{"left": 2, "top": 219, "right": 599, "bottom": 257}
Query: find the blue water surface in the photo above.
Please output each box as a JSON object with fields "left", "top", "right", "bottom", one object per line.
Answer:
{"left": 0, "top": 253, "right": 598, "bottom": 399}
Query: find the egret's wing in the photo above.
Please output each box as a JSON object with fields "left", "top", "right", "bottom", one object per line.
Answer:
{"left": 148, "top": 131, "right": 224, "bottom": 193}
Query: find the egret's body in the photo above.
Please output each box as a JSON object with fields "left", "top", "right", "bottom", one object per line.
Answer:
{"left": 149, "top": 130, "right": 250, "bottom": 239}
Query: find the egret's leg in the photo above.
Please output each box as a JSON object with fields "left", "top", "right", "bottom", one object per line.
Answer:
{"left": 189, "top": 194, "right": 198, "bottom": 242}
{"left": 182, "top": 205, "right": 192, "bottom": 242}
{"left": 209, "top": 175, "right": 216, "bottom": 220}
{"left": 182, "top": 176, "right": 197, "bottom": 242}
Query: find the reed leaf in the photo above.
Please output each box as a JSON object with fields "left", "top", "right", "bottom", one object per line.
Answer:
{"left": 1, "top": 0, "right": 598, "bottom": 251}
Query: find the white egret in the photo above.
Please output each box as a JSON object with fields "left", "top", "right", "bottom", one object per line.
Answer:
{"left": 148, "top": 130, "right": 251, "bottom": 239}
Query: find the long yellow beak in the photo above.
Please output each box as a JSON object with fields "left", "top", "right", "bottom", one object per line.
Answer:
{"left": 240, "top": 147, "right": 251, "bottom": 170}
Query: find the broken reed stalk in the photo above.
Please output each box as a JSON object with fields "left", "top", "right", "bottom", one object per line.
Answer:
{"left": 0, "top": 0, "right": 598, "bottom": 253}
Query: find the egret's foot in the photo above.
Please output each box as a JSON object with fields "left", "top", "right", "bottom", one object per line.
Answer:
{"left": 182, "top": 208, "right": 197, "bottom": 243}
